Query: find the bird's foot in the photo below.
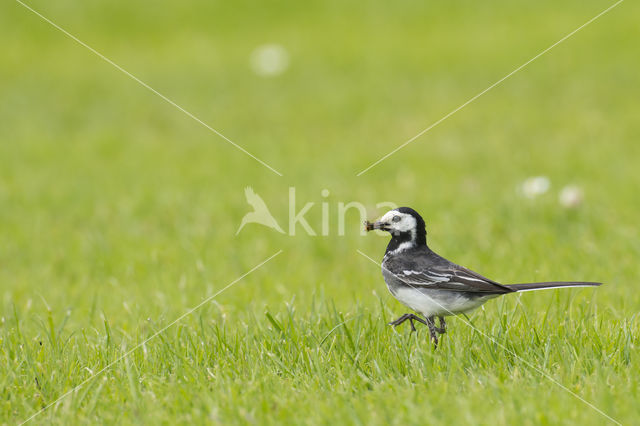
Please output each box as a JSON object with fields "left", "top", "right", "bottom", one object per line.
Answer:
{"left": 426, "top": 316, "right": 447, "bottom": 348}
{"left": 388, "top": 313, "right": 428, "bottom": 332}
{"left": 434, "top": 316, "right": 446, "bottom": 334}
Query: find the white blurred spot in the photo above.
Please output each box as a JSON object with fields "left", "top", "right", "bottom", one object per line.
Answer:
{"left": 559, "top": 185, "right": 583, "bottom": 208}
{"left": 520, "top": 176, "right": 550, "bottom": 199}
{"left": 250, "top": 44, "right": 289, "bottom": 77}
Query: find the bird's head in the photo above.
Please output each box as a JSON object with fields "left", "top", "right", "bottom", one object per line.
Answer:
{"left": 366, "top": 207, "right": 427, "bottom": 251}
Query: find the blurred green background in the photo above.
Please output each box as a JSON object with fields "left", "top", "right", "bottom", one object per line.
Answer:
{"left": 1, "top": 0, "right": 639, "bottom": 424}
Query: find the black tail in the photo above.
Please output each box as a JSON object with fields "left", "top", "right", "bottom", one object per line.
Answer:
{"left": 504, "top": 281, "right": 602, "bottom": 292}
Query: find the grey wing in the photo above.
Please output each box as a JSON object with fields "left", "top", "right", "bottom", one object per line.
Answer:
{"left": 385, "top": 256, "right": 514, "bottom": 294}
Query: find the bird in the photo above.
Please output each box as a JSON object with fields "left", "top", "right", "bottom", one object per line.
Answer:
{"left": 365, "top": 207, "right": 601, "bottom": 347}
{"left": 236, "top": 187, "right": 285, "bottom": 235}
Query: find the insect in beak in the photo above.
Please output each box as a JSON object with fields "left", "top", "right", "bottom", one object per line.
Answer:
{"left": 365, "top": 220, "right": 387, "bottom": 232}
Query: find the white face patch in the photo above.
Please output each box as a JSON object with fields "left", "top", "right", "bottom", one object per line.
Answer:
{"left": 379, "top": 211, "right": 417, "bottom": 234}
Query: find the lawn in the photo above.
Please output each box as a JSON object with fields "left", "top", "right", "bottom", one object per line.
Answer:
{"left": 1, "top": 0, "right": 639, "bottom": 424}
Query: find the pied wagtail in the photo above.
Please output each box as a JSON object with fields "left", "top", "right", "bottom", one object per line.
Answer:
{"left": 365, "top": 207, "right": 601, "bottom": 347}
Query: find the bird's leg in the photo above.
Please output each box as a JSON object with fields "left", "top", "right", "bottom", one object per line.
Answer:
{"left": 433, "top": 316, "right": 446, "bottom": 334}
{"left": 389, "top": 313, "right": 428, "bottom": 332}
{"left": 425, "top": 316, "right": 439, "bottom": 348}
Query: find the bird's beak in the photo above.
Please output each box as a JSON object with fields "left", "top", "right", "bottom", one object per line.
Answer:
{"left": 365, "top": 220, "right": 388, "bottom": 232}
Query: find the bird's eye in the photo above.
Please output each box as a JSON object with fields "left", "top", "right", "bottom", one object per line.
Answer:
{"left": 392, "top": 216, "right": 401, "bottom": 223}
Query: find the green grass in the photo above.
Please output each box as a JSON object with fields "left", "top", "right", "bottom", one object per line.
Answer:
{"left": 1, "top": 0, "right": 639, "bottom": 424}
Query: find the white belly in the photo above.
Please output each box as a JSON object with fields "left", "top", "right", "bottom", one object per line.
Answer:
{"left": 392, "top": 286, "right": 491, "bottom": 317}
